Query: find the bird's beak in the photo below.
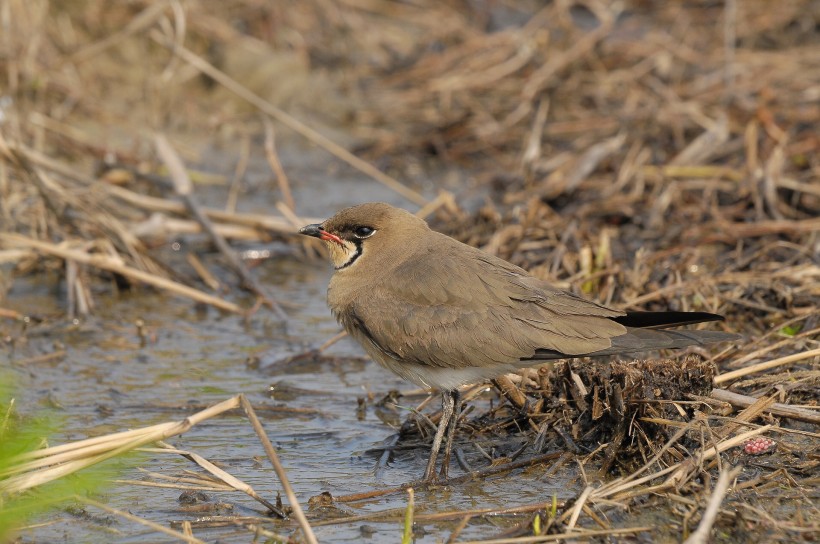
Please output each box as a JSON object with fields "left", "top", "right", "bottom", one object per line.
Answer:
{"left": 299, "top": 223, "right": 344, "bottom": 245}
{"left": 299, "top": 224, "right": 323, "bottom": 237}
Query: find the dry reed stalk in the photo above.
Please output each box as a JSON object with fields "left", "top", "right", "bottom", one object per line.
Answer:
{"left": 563, "top": 485, "right": 593, "bottom": 530}
{"left": 154, "top": 133, "right": 286, "bottom": 318}
{"left": 329, "top": 452, "right": 562, "bottom": 504}
{"left": 133, "top": 215, "right": 274, "bottom": 241}
{"left": 263, "top": 118, "right": 295, "bottom": 211}
{"left": 76, "top": 495, "right": 206, "bottom": 544}
{"left": 712, "top": 394, "right": 777, "bottom": 438}
{"left": 682, "top": 466, "right": 743, "bottom": 544}
{"left": 69, "top": 1, "right": 169, "bottom": 64}
{"left": 587, "top": 425, "right": 772, "bottom": 503}
{"left": 274, "top": 201, "right": 304, "bottom": 228}
{"left": 180, "top": 521, "right": 194, "bottom": 539}
{"left": 226, "top": 131, "right": 251, "bottom": 214}
{"left": 455, "top": 526, "right": 654, "bottom": 544}
{"left": 233, "top": 522, "right": 292, "bottom": 542}
{"left": 105, "top": 184, "right": 319, "bottom": 233}
{"left": 0, "top": 138, "right": 158, "bottom": 275}
{"left": 309, "top": 500, "right": 564, "bottom": 529}
{"left": 661, "top": 426, "right": 771, "bottom": 489}
{"left": 113, "top": 478, "right": 229, "bottom": 492}
{"left": 445, "top": 515, "right": 472, "bottom": 544}
{"left": 149, "top": 30, "right": 427, "bottom": 207}
{"left": 11, "top": 350, "right": 66, "bottom": 366}
{"left": 1, "top": 394, "right": 319, "bottom": 537}
{"left": 132, "top": 464, "right": 235, "bottom": 488}
{"left": 725, "top": 322, "right": 820, "bottom": 369}
{"left": 185, "top": 252, "right": 221, "bottom": 290}
{"left": 710, "top": 388, "right": 820, "bottom": 424}
{"left": 1, "top": 2, "right": 817, "bottom": 540}
{"left": 238, "top": 395, "right": 318, "bottom": 544}
{"left": 714, "top": 348, "right": 820, "bottom": 384}
{"left": 154, "top": 441, "right": 285, "bottom": 517}
{"left": 1, "top": 396, "right": 242, "bottom": 493}
{"left": 0, "top": 233, "right": 243, "bottom": 314}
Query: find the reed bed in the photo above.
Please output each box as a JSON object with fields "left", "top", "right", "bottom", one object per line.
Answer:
{"left": 1, "top": 0, "right": 818, "bottom": 542}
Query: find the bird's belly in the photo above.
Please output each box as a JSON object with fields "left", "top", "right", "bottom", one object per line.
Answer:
{"left": 369, "top": 350, "right": 524, "bottom": 391}
{"left": 338, "top": 311, "right": 527, "bottom": 390}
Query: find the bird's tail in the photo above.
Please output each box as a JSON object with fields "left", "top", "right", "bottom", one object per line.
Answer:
{"left": 612, "top": 311, "right": 725, "bottom": 329}
{"left": 529, "top": 328, "right": 741, "bottom": 361}
{"left": 599, "top": 328, "right": 741, "bottom": 356}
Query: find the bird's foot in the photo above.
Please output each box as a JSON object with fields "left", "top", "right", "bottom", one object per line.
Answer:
{"left": 438, "top": 452, "right": 451, "bottom": 480}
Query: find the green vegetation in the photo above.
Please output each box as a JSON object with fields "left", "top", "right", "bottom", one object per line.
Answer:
{"left": 0, "top": 377, "right": 122, "bottom": 542}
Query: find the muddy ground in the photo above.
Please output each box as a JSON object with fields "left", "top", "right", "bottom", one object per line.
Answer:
{"left": 1, "top": 1, "right": 818, "bottom": 543}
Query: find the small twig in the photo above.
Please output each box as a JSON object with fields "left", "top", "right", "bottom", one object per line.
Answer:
{"left": 76, "top": 495, "right": 206, "bottom": 544}
{"left": 71, "top": 1, "right": 169, "bottom": 63}
{"left": 238, "top": 395, "right": 317, "bottom": 544}
{"left": 710, "top": 388, "right": 820, "bottom": 425}
{"left": 564, "top": 485, "right": 593, "bottom": 529}
{"left": 154, "top": 441, "right": 286, "bottom": 518}
{"left": 456, "top": 526, "right": 653, "bottom": 544}
{"left": 150, "top": 30, "right": 427, "bottom": 207}
{"left": 714, "top": 348, "right": 820, "bottom": 384}
{"left": 662, "top": 426, "right": 771, "bottom": 489}
{"left": 12, "top": 350, "right": 67, "bottom": 366}
{"left": 492, "top": 376, "right": 528, "bottom": 411}
{"left": 185, "top": 252, "right": 220, "bottom": 291}
{"left": 318, "top": 331, "right": 347, "bottom": 352}
{"left": 446, "top": 515, "right": 473, "bottom": 544}
{"left": 274, "top": 201, "right": 304, "bottom": 228}
{"left": 153, "top": 134, "right": 286, "bottom": 319}
{"left": 712, "top": 394, "right": 776, "bottom": 439}
{"left": 521, "top": 97, "right": 550, "bottom": 179}
{"left": 521, "top": 2, "right": 617, "bottom": 102}
{"left": 0, "top": 233, "right": 243, "bottom": 314}
{"left": 332, "top": 452, "right": 562, "bottom": 503}
{"left": 683, "top": 466, "right": 742, "bottom": 544}
{"left": 263, "top": 118, "right": 295, "bottom": 210}
{"left": 724, "top": 321, "right": 820, "bottom": 369}
{"left": 235, "top": 522, "right": 292, "bottom": 543}
{"left": 104, "top": 183, "right": 319, "bottom": 234}
{"left": 225, "top": 130, "right": 250, "bottom": 214}
{"left": 310, "top": 499, "right": 564, "bottom": 527}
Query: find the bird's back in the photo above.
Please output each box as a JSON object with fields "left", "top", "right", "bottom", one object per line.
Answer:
{"left": 329, "top": 229, "right": 632, "bottom": 375}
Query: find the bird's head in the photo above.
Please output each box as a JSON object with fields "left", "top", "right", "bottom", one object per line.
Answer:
{"left": 299, "top": 202, "right": 429, "bottom": 271}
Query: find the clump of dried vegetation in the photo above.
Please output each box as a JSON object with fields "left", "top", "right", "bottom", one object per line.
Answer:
{"left": 1, "top": 0, "right": 818, "bottom": 542}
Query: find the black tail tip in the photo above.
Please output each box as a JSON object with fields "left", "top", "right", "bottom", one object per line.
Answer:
{"left": 614, "top": 311, "right": 725, "bottom": 329}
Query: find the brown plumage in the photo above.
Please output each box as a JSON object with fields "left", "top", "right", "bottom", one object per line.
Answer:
{"left": 300, "top": 202, "right": 739, "bottom": 481}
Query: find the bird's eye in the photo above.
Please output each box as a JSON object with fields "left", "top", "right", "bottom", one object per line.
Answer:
{"left": 353, "top": 226, "right": 375, "bottom": 238}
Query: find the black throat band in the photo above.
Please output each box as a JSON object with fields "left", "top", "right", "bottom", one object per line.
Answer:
{"left": 335, "top": 240, "right": 362, "bottom": 270}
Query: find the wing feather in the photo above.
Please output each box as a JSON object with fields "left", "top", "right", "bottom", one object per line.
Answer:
{"left": 342, "top": 235, "right": 627, "bottom": 370}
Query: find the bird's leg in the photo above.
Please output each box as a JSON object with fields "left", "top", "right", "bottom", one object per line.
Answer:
{"left": 423, "top": 390, "right": 455, "bottom": 482}
{"left": 439, "top": 389, "right": 462, "bottom": 480}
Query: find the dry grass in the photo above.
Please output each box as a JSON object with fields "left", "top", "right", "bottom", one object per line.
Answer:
{"left": 1, "top": 0, "right": 818, "bottom": 542}
{"left": 1, "top": 395, "right": 317, "bottom": 543}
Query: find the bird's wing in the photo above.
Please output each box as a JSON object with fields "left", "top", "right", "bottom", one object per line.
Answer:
{"left": 345, "top": 240, "right": 627, "bottom": 369}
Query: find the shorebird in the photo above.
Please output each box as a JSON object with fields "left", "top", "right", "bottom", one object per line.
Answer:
{"left": 300, "top": 202, "right": 738, "bottom": 481}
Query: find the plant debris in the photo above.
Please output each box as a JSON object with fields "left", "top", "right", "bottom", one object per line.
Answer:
{"left": 1, "top": 1, "right": 818, "bottom": 542}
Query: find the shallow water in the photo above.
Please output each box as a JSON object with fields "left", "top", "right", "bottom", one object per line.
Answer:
{"left": 1, "top": 148, "right": 575, "bottom": 543}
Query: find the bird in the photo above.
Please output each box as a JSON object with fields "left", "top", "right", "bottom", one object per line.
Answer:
{"left": 299, "top": 202, "right": 739, "bottom": 482}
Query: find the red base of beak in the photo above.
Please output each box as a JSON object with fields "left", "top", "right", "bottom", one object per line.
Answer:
{"left": 319, "top": 230, "right": 344, "bottom": 245}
